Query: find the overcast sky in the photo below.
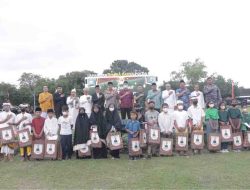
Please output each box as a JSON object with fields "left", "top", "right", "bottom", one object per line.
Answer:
{"left": 0, "top": 0, "right": 250, "bottom": 87}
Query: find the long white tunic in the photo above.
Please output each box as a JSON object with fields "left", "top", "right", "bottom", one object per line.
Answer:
{"left": 79, "top": 95, "right": 92, "bottom": 117}
{"left": 44, "top": 117, "right": 59, "bottom": 138}
{"left": 15, "top": 112, "right": 33, "bottom": 132}
{"left": 67, "top": 96, "right": 79, "bottom": 128}
{"left": 190, "top": 91, "right": 205, "bottom": 109}
{"left": 162, "top": 89, "right": 177, "bottom": 113}
{"left": 0, "top": 111, "right": 16, "bottom": 155}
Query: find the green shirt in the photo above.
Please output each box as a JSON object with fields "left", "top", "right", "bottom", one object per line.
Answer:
{"left": 228, "top": 108, "right": 242, "bottom": 119}
{"left": 218, "top": 110, "right": 229, "bottom": 122}
{"left": 205, "top": 108, "right": 219, "bottom": 120}
{"left": 241, "top": 113, "right": 250, "bottom": 131}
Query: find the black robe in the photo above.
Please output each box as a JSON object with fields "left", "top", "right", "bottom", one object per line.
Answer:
{"left": 74, "top": 113, "right": 90, "bottom": 145}
{"left": 89, "top": 111, "right": 108, "bottom": 159}
{"left": 105, "top": 109, "right": 122, "bottom": 158}
{"left": 89, "top": 111, "right": 107, "bottom": 139}
{"left": 105, "top": 109, "right": 122, "bottom": 134}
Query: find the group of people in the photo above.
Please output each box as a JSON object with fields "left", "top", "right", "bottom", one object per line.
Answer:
{"left": 0, "top": 76, "right": 249, "bottom": 161}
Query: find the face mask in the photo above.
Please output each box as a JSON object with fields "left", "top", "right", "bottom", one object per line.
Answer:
{"left": 124, "top": 85, "right": 128, "bottom": 89}
{"left": 109, "top": 107, "right": 114, "bottom": 112}
{"left": 79, "top": 110, "right": 85, "bottom": 115}
{"left": 209, "top": 104, "right": 214, "bottom": 108}
{"left": 243, "top": 108, "right": 248, "bottom": 112}
{"left": 220, "top": 106, "right": 226, "bottom": 110}
{"left": 62, "top": 112, "right": 68, "bottom": 116}
{"left": 193, "top": 101, "right": 198, "bottom": 105}
{"left": 178, "top": 105, "right": 183, "bottom": 110}
{"left": 163, "top": 108, "right": 168, "bottom": 113}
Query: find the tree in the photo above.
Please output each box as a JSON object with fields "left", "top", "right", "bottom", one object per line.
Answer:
{"left": 56, "top": 70, "right": 96, "bottom": 95}
{"left": 0, "top": 82, "right": 19, "bottom": 106}
{"left": 103, "top": 60, "right": 149, "bottom": 74}
{"left": 170, "top": 58, "right": 207, "bottom": 86}
{"left": 18, "top": 73, "right": 56, "bottom": 107}
{"left": 212, "top": 74, "right": 239, "bottom": 98}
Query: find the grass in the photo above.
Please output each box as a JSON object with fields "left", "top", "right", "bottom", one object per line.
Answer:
{"left": 1, "top": 152, "right": 250, "bottom": 189}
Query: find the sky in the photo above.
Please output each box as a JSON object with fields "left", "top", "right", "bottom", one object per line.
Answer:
{"left": 0, "top": 0, "right": 250, "bottom": 87}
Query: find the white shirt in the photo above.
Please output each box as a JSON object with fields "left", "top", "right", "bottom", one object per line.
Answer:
{"left": 44, "top": 117, "right": 59, "bottom": 137}
{"left": 67, "top": 96, "right": 79, "bottom": 109}
{"left": 187, "top": 105, "right": 205, "bottom": 125}
{"left": 15, "top": 112, "right": 33, "bottom": 132}
{"left": 173, "top": 110, "right": 189, "bottom": 129}
{"left": 190, "top": 91, "right": 205, "bottom": 109}
{"left": 58, "top": 116, "right": 73, "bottom": 135}
{"left": 162, "top": 90, "right": 177, "bottom": 110}
{"left": 0, "top": 111, "right": 16, "bottom": 129}
{"left": 79, "top": 95, "right": 92, "bottom": 115}
{"left": 158, "top": 112, "right": 174, "bottom": 133}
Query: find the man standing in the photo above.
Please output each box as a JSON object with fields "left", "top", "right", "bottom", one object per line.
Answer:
{"left": 53, "top": 86, "right": 66, "bottom": 118}
{"left": 119, "top": 81, "right": 134, "bottom": 119}
{"left": 0, "top": 102, "right": 16, "bottom": 161}
{"left": 176, "top": 80, "right": 190, "bottom": 111}
{"left": 134, "top": 85, "right": 146, "bottom": 112}
{"left": 38, "top": 86, "right": 54, "bottom": 118}
{"left": 104, "top": 82, "right": 119, "bottom": 109}
{"left": 191, "top": 84, "right": 205, "bottom": 109}
{"left": 203, "top": 77, "right": 222, "bottom": 108}
{"left": 146, "top": 83, "right": 162, "bottom": 112}
{"left": 92, "top": 85, "right": 105, "bottom": 112}
{"left": 162, "top": 83, "right": 177, "bottom": 113}
{"left": 79, "top": 88, "right": 93, "bottom": 118}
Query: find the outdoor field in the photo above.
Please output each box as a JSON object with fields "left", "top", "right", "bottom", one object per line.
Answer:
{"left": 1, "top": 152, "right": 250, "bottom": 189}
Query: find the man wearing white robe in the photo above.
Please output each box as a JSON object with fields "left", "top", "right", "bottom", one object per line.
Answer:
{"left": 162, "top": 83, "right": 177, "bottom": 113}
{"left": 190, "top": 84, "right": 205, "bottom": 109}
{"left": 79, "top": 88, "right": 92, "bottom": 118}
{"left": 0, "top": 103, "right": 16, "bottom": 161}
{"left": 67, "top": 89, "right": 79, "bottom": 129}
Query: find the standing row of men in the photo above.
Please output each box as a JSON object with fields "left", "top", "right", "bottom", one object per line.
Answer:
{"left": 38, "top": 77, "right": 222, "bottom": 123}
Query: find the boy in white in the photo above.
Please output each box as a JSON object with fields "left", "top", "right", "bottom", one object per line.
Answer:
{"left": 187, "top": 96, "right": 205, "bottom": 131}
{"left": 190, "top": 84, "right": 205, "bottom": 109}
{"left": 79, "top": 88, "right": 92, "bottom": 118}
{"left": 44, "top": 109, "right": 59, "bottom": 139}
{"left": 58, "top": 106, "right": 73, "bottom": 160}
{"left": 158, "top": 103, "right": 174, "bottom": 137}
{"left": 187, "top": 96, "right": 205, "bottom": 154}
{"left": 44, "top": 109, "right": 61, "bottom": 160}
{"left": 0, "top": 103, "right": 16, "bottom": 161}
{"left": 15, "top": 104, "right": 33, "bottom": 161}
{"left": 162, "top": 83, "right": 177, "bottom": 114}
{"left": 173, "top": 100, "right": 189, "bottom": 156}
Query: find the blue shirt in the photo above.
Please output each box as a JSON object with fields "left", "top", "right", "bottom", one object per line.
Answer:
{"left": 176, "top": 88, "right": 190, "bottom": 110}
{"left": 125, "top": 120, "right": 141, "bottom": 139}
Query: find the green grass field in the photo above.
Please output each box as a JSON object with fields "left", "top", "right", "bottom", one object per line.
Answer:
{"left": 1, "top": 152, "right": 250, "bottom": 189}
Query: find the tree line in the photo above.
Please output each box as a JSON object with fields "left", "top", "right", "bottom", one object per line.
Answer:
{"left": 0, "top": 59, "right": 243, "bottom": 107}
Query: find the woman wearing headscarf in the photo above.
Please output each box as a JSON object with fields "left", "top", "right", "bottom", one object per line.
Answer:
{"left": 89, "top": 104, "right": 108, "bottom": 159}
{"left": 105, "top": 103, "right": 122, "bottom": 159}
{"left": 74, "top": 107, "right": 90, "bottom": 159}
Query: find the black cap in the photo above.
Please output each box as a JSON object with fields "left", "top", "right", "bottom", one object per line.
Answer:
{"left": 151, "top": 83, "right": 156, "bottom": 86}
{"left": 95, "top": 85, "right": 100, "bottom": 88}
{"left": 35, "top": 107, "right": 42, "bottom": 112}
{"left": 108, "top": 82, "right": 113, "bottom": 85}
